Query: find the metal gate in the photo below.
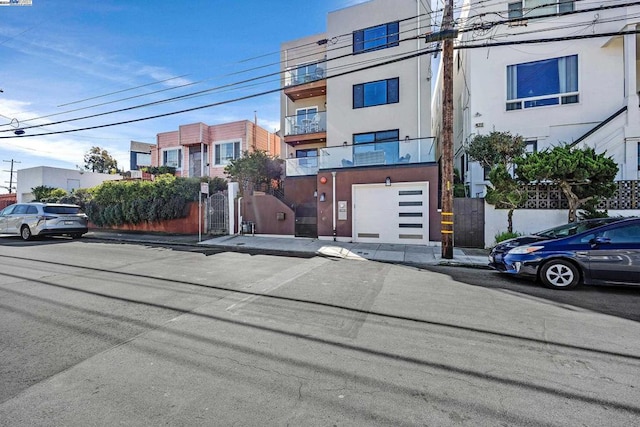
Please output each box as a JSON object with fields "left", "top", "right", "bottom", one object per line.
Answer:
{"left": 453, "top": 197, "right": 485, "bottom": 248}
{"left": 207, "top": 192, "right": 228, "bottom": 235}
{"left": 294, "top": 202, "right": 317, "bottom": 238}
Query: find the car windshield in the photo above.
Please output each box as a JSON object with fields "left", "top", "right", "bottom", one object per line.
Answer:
{"left": 534, "top": 219, "right": 619, "bottom": 239}
{"left": 43, "top": 206, "right": 82, "bottom": 215}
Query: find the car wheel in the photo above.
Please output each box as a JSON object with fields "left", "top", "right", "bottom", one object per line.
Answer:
{"left": 540, "top": 260, "right": 580, "bottom": 289}
{"left": 20, "top": 225, "right": 32, "bottom": 241}
{"left": 71, "top": 233, "right": 83, "bottom": 239}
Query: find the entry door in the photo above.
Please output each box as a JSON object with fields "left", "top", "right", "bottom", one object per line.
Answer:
{"left": 353, "top": 182, "right": 429, "bottom": 244}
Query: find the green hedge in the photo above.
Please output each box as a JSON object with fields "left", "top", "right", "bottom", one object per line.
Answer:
{"left": 72, "top": 174, "right": 227, "bottom": 227}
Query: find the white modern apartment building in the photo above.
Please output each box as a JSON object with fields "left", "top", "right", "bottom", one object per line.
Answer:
{"left": 432, "top": 0, "right": 640, "bottom": 198}
{"left": 277, "top": 0, "right": 438, "bottom": 244}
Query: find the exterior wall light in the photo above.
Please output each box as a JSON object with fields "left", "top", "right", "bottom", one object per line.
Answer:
{"left": 320, "top": 192, "right": 326, "bottom": 202}
{"left": 385, "top": 177, "right": 391, "bottom": 186}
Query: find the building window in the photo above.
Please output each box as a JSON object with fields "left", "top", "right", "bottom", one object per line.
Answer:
{"left": 295, "top": 107, "right": 318, "bottom": 133}
{"left": 214, "top": 140, "right": 241, "bottom": 166}
{"left": 136, "top": 152, "right": 151, "bottom": 167}
{"left": 525, "top": 139, "right": 538, "bottom": 153}
{"left": 508, "top": 0, "right": 574, "bottom": 19}
{"left": 353, "top": 21, "right": 399, "bottom": 54}
{"left": 162, "top": 148, "right": 182, "bottom": 169}
{"left": 296, "top": 148, "right": 318, "bottom": 168}
{"left": 292, "top": 62, "right": 324, "bottom": 85}
{"left": 353, "top": 129, "right": 399, "bottom": 164}
{"left": 637, "top": 142, "right": 640, "bottom": 170}
{"left": 353, "top": 78, "right": 399, "bottom": 109}
{"left": 507, "top": 55, "right": 578, "bottom": 110}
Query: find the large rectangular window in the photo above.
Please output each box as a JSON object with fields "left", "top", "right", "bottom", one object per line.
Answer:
{"left": 214, "top": 140, "right": 241, "bottom": 166}
{"left": 507, "top": 55, "right": 578, "bottom": 110}
{"left": 353, "top": 22, "right": 399, "bottom": 54}
{"left": 353, "top": 129, "right": 399, "bottom": 165}
{"left": 508, "top": 0, "right": 574, "bottom": 19}
{"left": 353, "top": 78, "right": 399, "bottom": 109}
{"left": 162, "top": 148, "right": 182, "bottom": 169}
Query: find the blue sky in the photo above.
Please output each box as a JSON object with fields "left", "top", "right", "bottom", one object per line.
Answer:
{"left": 0, "top": 0, "right": 372, "bottom": 193}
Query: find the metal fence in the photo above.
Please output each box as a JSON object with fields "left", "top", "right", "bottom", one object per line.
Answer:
{"left": 207, "top": 192, "right": 228, "bottom": 235}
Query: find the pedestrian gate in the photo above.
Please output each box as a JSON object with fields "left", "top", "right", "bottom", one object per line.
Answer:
{"left": 207, "top": 192, "right": 228, "bottom": 235}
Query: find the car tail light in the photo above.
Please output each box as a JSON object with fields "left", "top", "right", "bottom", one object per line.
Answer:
{"left": 37, "top": 215, "right": 57, "bottom": 221}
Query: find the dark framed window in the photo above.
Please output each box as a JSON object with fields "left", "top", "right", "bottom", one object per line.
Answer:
{"left": 353, "top": 129, "right": 399, "bottom": 164}
{"left": 296, "top": 148, "right": 318, "bottom": 168}
{"left": 525, "top": 139, "right": 538, "bottom": 153}
{"left": 353, "top": 78, "right": 399, "bottom": 109}
{"left": 353, "top": 21, "right": 399, "bottom": 54}
{"left": 507, "top": 55, "right": 578, "bottom": 110}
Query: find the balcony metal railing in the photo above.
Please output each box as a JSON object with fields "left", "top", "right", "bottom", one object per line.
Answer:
{"left": 284, "top": 111, "right": 327, "bottom": 137}
{"left": 285, "top": 137, "right": 436, "bottom": 177}
{"left": 285, "top": 62, "right": 326, "bottom": 87}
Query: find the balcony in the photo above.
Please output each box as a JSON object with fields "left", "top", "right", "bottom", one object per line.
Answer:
{"left": 284, "top": 62, "right": 326, "bottom": 101}
{"left": 285, "top": 137, "right": 436, "bottom": 177}
{"left": 284, "top": 111, "right": 327, "bottom": 146}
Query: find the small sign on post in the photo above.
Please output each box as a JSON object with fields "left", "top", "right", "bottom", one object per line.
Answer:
{"left": 200, "top": 182, "right": 209, "bottom": 194}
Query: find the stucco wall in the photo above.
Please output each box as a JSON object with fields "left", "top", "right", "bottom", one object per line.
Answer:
{"left": 316, "top": 164, "right": 440, "bottom": 241}
{"left": 484, "top": 204, "right": 640, "bottom": 247}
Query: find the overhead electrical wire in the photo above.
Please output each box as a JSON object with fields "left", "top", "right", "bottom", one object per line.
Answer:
{"left": 1, "top": 0, "right": 638, "bottom": 137}
{"left": 3, "top": 26, "right": 640, "bottom": 140}
{"left": 9, "top": 0, "right": 629, "bottom": 128}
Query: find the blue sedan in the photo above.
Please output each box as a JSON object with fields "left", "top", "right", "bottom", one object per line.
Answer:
{"left": 501, "top": 218, "right": 640, "bottom": 289}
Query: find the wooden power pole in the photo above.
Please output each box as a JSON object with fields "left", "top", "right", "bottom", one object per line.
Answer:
{"left": 440, "top": 0, "right": 455, "bottom": 259}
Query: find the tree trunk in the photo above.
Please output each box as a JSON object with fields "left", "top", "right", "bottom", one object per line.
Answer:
{"left": 507, "top": 208, "right": 514, "bottom": 234}
{"left": 559, "top": 181, "right": 579, "bottom": 223}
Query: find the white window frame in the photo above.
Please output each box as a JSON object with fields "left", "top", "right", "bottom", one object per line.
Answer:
{"left": 508, "top": 0, "right": 574, "bottom": 19}
{"left": 162, "top": 148, "right": 182, "bottom": 170}
{"left": 506, "top": 55, "right": 579, "bottom": 111}
{"left": 214, "top": 139, "right": 242, "bottom": 166}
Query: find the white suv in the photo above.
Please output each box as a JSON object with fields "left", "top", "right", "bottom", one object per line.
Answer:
{"left": 0, "top": 203, "right": 88, "bottom": 240}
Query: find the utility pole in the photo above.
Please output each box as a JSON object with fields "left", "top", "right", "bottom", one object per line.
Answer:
{"left": 3, "top": 159, "right": 20, "bottom": 194}
{"left": 440, "top": 0, "right": 455, "bottom": 259}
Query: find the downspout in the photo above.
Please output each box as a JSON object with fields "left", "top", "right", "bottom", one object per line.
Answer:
{"left": 332, "top": 171, "right": 337, "bottom": 241}
{"left": 237, "top": 196, "right": 243, "bottom": 235}
{"left": 417, "top": 0, "right": 422, "bottom": 141}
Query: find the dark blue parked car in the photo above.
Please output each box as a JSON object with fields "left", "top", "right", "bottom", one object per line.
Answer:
{"left": 501, "top": 218, "right": 640, "bottom": 289}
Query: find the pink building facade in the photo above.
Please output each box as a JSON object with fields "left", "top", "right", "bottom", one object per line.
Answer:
{"left": 152, "top": 121, "right": 281, "bottom": 179}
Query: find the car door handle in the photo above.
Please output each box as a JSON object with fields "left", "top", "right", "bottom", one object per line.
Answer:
{"left": 576, "top": 251, "right": 588, "bottom": 256}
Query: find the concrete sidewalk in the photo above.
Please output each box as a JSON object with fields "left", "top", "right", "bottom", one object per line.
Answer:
{"left": 85, "top": 230, "right": 490, "bottom": 268}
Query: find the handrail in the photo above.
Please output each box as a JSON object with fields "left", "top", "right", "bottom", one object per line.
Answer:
{"left": 570, "top": 106, "right": 628, "bottom": 147}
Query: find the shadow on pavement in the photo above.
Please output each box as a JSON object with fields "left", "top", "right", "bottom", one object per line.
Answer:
{"left": 426, "top": 265, "right": 640, "bottom": 323}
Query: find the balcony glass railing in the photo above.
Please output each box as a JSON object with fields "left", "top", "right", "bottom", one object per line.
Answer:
{"left": 285, "top": 62, "right": 326, "bottom": 86}
{"left": 284, "top": 111, "right": 327, "bottom": 136}
{"left": 285, "top": 137, "right": 436, "bottom": 176}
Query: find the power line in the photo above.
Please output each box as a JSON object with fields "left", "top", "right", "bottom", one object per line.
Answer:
{"left": 2, "top": 25, "right": 640, "bottom": 140}
{"left": 2, "top": 1, "right": 638, "bottom": 136}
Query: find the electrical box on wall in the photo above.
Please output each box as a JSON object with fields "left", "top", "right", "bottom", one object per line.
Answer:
{"left": 276, "top": 212, "right": 285, "bottom": 221}
{"left": 338, "top": 201, "right": 347, "bottom": 221}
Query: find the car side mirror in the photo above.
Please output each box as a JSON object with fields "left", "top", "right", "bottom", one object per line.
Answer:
{"left": 590, "top": 236, "right": 611, "bottom": 247}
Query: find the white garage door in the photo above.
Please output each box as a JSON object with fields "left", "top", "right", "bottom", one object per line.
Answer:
{"left": 352, "top": 182, "right": 429, "bottom": 244}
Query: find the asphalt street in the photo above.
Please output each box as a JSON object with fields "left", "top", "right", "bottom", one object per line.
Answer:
{"left": 1, "top": 236, "right": 639, "bottom": 426}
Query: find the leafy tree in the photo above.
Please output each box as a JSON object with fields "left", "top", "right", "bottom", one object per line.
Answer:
{"left": 224, "top": 150, "right": 283, "bottom": 195}
{"left": 467, "top": 131, "right": 527, "bottom": 233}
{"left": 32, "top": 185, "right": 66, "bottom": 202}
{"left": 515, "top": 145, "right": 618, "bottom": 223}
{"left": 485, "top": 164, "right": 528, "bottom": 234}
{"left": 466, "top": 131, "right": 526, "bottom": 170}
{"left": 84, "top": 146, "right": 119, "bottom": 173}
